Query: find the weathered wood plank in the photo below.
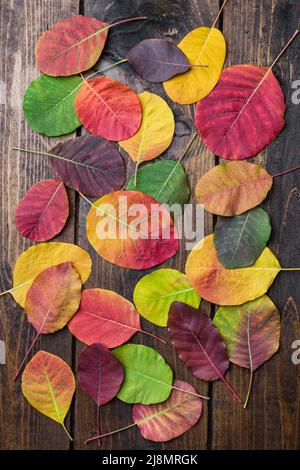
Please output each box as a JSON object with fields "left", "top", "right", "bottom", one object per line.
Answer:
{"left": 211, "top": 0, "right": 300, "bottom": 450}
{"left": 0, "top": 0, "right": 79, "bottom": 450}
{"left": 74, "top": 0, "right": 219, "bottom": 450}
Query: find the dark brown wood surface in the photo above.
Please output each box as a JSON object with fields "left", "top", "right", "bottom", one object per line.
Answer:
{"left": 0, "top": 0, "right": 299, "bottom": 450}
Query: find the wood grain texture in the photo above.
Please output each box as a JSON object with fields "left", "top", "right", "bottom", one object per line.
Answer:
{"left": 74, "top": 0, "right": 219, "bottom": 450}
{"left": 211, "top": 0, "right": 300, "bottom": 450}
{"left": 0, "top": 0, "right": 79, "bottom": 450}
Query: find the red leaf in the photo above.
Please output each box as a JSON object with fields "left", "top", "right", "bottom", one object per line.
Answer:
{"left": 15, "top": 179, "right": 69, "bottom": 242}
{"left": 195, "top": 65, "right": 285, "bottom": 159}
{"left": 49, "top": 136, "right": 126, "bottom": 197}
{"left": 78, "top": 343, "right": 124, "bottom": 406}
{"left": 168, "top": 302, "right": 242, "bottom": 402}
{"left": 75, "top": 77, "right": 142, "bottom": 141}
{"left": 69, "top": 289, "right": 140, "bottom": 348}
{"left": 133, "top": 380, "right": 202, "bottom": 442}
{"left": 69, "top": 289, "right": 164, "bottom": 348}
{"left": 36, "top": 15, "right": 108, "bottom": 76}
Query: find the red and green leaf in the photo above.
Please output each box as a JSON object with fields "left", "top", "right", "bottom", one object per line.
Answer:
{"left": 15, "top": 179, "right": 69, "bottom": 242}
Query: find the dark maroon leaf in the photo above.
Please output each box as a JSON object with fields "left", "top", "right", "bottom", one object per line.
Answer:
{"left": 168, "top": 302, "right": 242, "bottom": 402}
{"left": 50, "top": 136, "right": 125, "bottom": 197}
{"left": 78, "top": 343, "right": 124, "bottom": 406}
{"left": 78, "top": 343, "right": 124, "bottom": 445}
{"left": 127, "top": 38, "right": 190, "bottom": 82}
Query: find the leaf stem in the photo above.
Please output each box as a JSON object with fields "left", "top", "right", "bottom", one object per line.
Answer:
{"left": 268, "top": 30, "right": 299, "bottom": 71}
{"left": 61, "top": 423, "right": 73, "bottom": 442}
{"left": 211, "top": 0, "right": 229, "bottom": 29}
{"left": 243, "top": 368, "right": 253, "bottom": 408}
{"left": 0, "top": 279, "right": 32, "bottom": 298}
{"left": 134, "top": 162, "right": 139, "bottom": 187}
{"left": 85, "top": 422, "right": 137, "bottom": 444}
{"left": 108, "top": 16, "right": 147, "bottom": 30}
{"left": 14, "top": 332, "right": 41, "bottom": 380}
{"left": 272, "top": 163, "right": 300, "bottom": 178}
{"left": 220, "top": 375, "right": 242, "bottom": 403}
{"left": 97, "top": 405, "right": 102, "bottom": 447}
{"left": 139, "top": 329, "right": 167, "bottom": 344}
{"left": 86, "top": 58, "right": 129, "bottom": 81}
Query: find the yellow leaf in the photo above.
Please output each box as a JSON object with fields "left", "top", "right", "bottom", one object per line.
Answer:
{"left": 185, "top": 235, "right": 281, "bottom": 305}
{"left": 163, "top": 27, "right": 226, "bottom": 104}
{"left": 22, "top": 351, "right": 75, "bottom": 440}
{"left": 119, "top": 91, "right": 175, "bottom": 165}
{"left": 13, "top": 242, "right": 92, "bottom": 307}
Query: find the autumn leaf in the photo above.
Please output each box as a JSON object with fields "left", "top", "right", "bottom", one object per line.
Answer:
{"left": 214, "top": 295, "right": 280, "bottom": 407}
{"left": 85, "top": 191, "right": 179, "bottom": 270}
{"left": 195, "top": 65, "right": 285, "bottom": 159}
{"left": 15, "top": 179, "right": 69, "bottom": 242}
{"left": 133, "top": 269, "right": 200, "bottom": 327}
{"left": 22, "top": 351, "right": 75, "bottom": 440}
{"left": 13, "top": 136, "right": 126, "bottom": 197}
{"left": 36, "top": 15, "right": 146, "bottom": 76}
{"left": 185, "top": 235, "right": 280, "bottom": 305}
{"left": 69, "top": 289, "right": 163, "bottom": 348}
{"left": 12, "top": 242, "right": 92, "bottom": 307}
{"left": 126, "top": 160, "right": 190, "bottom": 217}
{"left": 119, "top": 91, "right": 175, "bottom": 181}
{"left": 75, "top": 76, "right": 142, "bottom": 141}
{"left": 133, "top": 380, "right": 202, "bottom": 442}
{"left": 163, "top": 27, "right": 226, "bottom": 104}
{"left": 214, "top": 208, "right": 271, "bottom": 268}
{"left": 78, "top": 343, "right": 124, "bottom": 444}
{"left": 112, "top": 344, "right": 173, "bottom": 404}
{"left": 15, "top": 262, "right": 82, "bottom": 379}
{"left": 127, "top": 38, "right": 191, "bottom": 82}
{"left": 86, "top": 380, "right": 202, "bottom": 444}
{"left": 195, "top": 161, "right": 273, "bottom": 216}
{"left": 168, "top": 302, "right": 241, "bottom": 402}
{"left": 23, "top": 74, "right": 82, "bottom": 136}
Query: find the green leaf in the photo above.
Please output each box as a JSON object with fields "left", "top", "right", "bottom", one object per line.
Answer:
{"left": 112, "top": 344, "right": 173, "bottom": 404}
{"left": 213, "top": 208, "right": 271, "bottom": 269}
{"left": 23, "top": 74, "right": 83, "bottom": 136}
{"left": 126, "top": 160, "right": 190, "bottom": 217}
{"left": 133, "top": 268, "right": 200, "bottom": 327}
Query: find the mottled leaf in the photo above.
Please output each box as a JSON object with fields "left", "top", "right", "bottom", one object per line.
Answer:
{"left": 185, "top": 235, "right": 281, "bottom": 305}
{"left": 168, "top": 302, "right": 241, "bottom": 401}
{"left": 163, "top": 27, "right": 226, "bottom": 104}
{"left": 195, "top": 161, "right": 273, "bottom": 216}
{"left": 195, "top": 65, "right": 285, "bottom": 159}
{"left": 50, "top": 136, "right": 126, "bottom": 197}
{"left": 119, "top": 91, "right": 174, "bottom": 169}
{"left": 126, "top": 160, "right": 190, "bottom": 216}
{"left": 214, "top": 208, "right": 272, "bottom": 268}
{"left": 214, "top": 295, "right": 280, "bottom": 406}
{"left": 23, "top": 75, "right": 82, "bottom": 136}
{"left": 127, "top": 38, "right": 190, "bottom": 82}
{"left": 133, "top": 269, "right": 200, "bottom": 327}
{"left": 112, "top": 344, "right": 173, "bottom": 404}
{"left": 133, "top": 380, "right": 202, "bottom": 442}
{"left": 15, "top": 179, "right": 69, "bottom": 242}
{"left": 75, "top": 76, "right": 142, "bottom": 141}
{"left": 69, "top": 289, "right": 141, "bottom": 348}
{"left": 22, "top": 351, "right": 75, "bottom": 440}
{"left": 86, "top": 191, "right": 179, "bottom": 270}
{"left": 36, "top": 15, "right": 108, "bottom": 76}
{"left": 15, "top": 262, "right": 82, "bottom": 379}
{"left": 13, "top": 242, "right": 92, "bottom": 307}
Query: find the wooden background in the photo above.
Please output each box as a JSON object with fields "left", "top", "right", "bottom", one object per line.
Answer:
{"left": 0, "top": 0, "right": 299, "bottom": 450}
